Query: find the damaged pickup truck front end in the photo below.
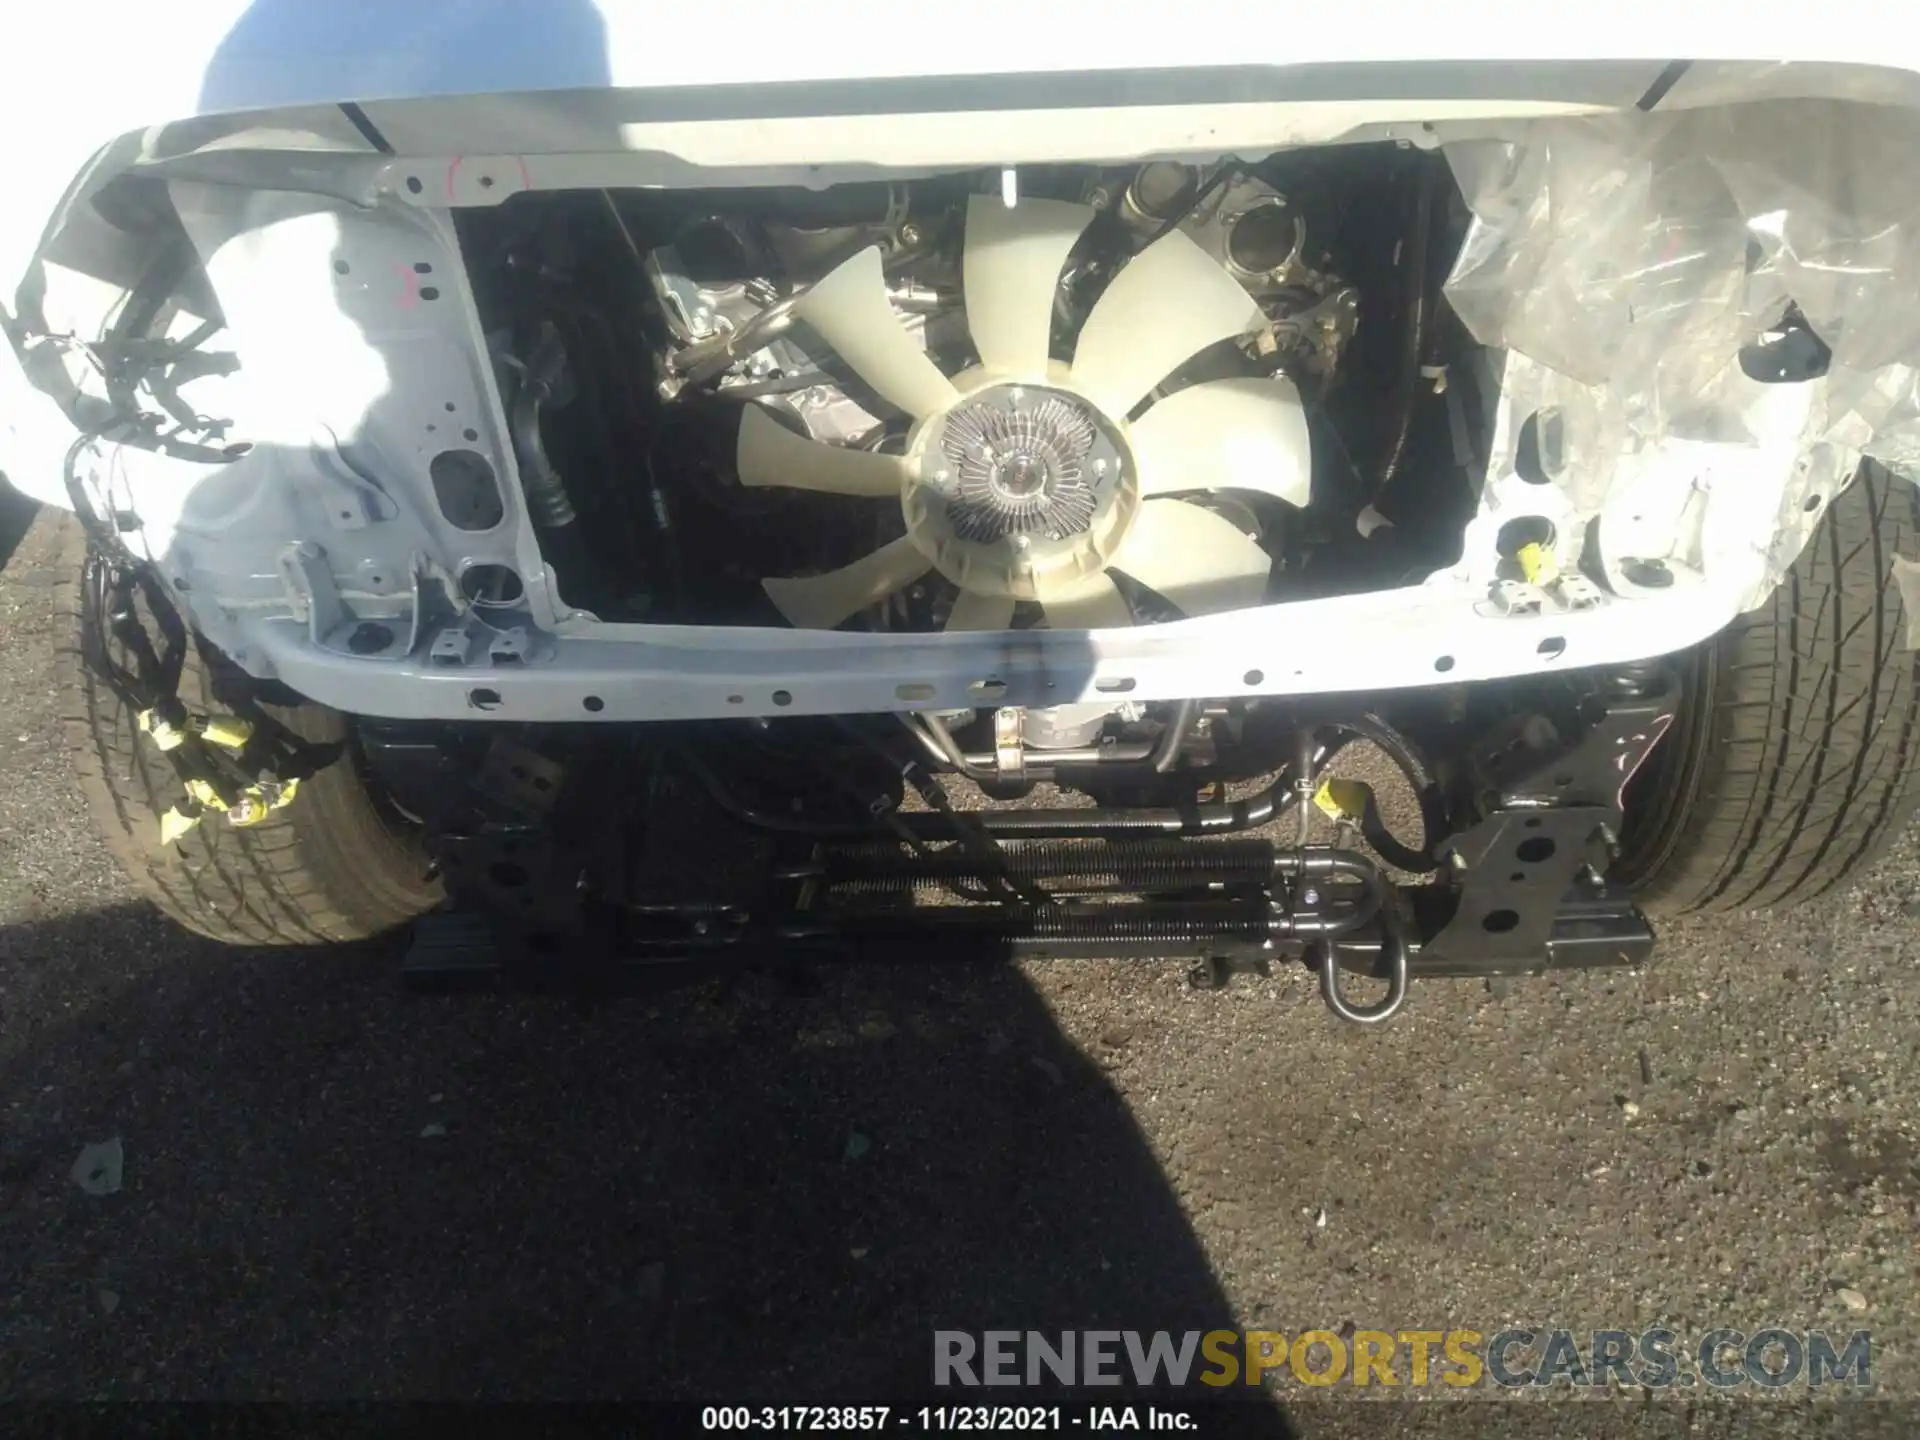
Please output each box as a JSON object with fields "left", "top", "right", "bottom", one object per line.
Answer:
{"left": 8, "top": 8, "right": 1920, "bottom": 1021}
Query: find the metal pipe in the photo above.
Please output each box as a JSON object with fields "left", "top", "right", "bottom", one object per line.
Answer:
{"left": 676, "top": 745, "right": 1286, "bottom": 840}
{"left": 922, "top": 783, "right": 1283, "bottom": 839}
{"left": 959, "top": 742, "right": 1157, "bottom": 769}
{"left": 888, "top": 283, "right": 948, "bottom": 314}
{"left": 676, "top": 268, "right": 944, "bottom": 389}
{"left": 921, "top": 704, "right": 1187, "bottom": 781}
{"left": 898, "top": 713, "right": 954, "bottom": 769}
{"left": 676, "top": 293, "right": 802, "bottom": 388}
{"left": 917, "top": 712, "right": 976, "bottom": 774}
{"left": 1294, "top": 726, "right": 1317, "bottom": 847}
{"left": 1152, "top": 699, "right": 1199, "bottom": 774}
{"left": 813, "top": 838, "right": 1381, "bottom": 935}
{"left": 1278, "top": 849, "right": 1386, "bottom": 938}
{"left": 827, "top": 836, "right": 1278, "bottom": 892}
{"left": 779, "top": 847, "right": 1385, "bottom": 945}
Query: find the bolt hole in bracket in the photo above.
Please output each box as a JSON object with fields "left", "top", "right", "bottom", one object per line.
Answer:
{"left": 428, "top": 610, "right": 558, "bottom": 670}
{"left": 278, "top": 541, "right": 424, "bottom": 661}
{"left": 1421, "top": 678, "right": 1676, "bottom": 971}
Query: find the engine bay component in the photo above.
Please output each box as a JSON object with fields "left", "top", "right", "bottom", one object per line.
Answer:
{"left": 384, "top": 661, "right": 1672, "bottom": 1026}
{"left": 1019, "top": 702, "right": 1134, "bottom": 750}
{"left": 593, "top": 165, "right": 1364, "bottom": 639}
{"left": 734, "top": 199, "right": 1311, "bottom": 631}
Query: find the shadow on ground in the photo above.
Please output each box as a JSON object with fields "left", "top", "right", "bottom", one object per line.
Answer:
{"left": 0, "top": 902, "right": 1284, "bottom": 1424}
{"left": 0, "top": 481, "right": 34, "bottom": 574}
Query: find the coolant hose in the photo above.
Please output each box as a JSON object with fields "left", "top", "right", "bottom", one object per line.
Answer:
{"left": 509, "top": 330, "right": 578, "bottom": 530}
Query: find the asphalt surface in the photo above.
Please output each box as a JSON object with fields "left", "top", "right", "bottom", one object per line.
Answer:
{"left": 1, "top": 494, "right": 1916, "bottom": 1430}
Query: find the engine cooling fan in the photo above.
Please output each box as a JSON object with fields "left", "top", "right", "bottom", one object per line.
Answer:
{"left": 736, "top": 195, "right": 1313, "bottom": 630}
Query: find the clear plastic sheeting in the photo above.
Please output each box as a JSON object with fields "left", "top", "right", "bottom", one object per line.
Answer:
{"left": 1827, "top": 360, "right": 1920, "bottom": 480}
{"left": 1439, "top": 99, "right": 1920, "bottom": 495}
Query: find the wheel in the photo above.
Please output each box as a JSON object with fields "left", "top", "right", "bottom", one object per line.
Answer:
{"left": 53, "top": 519, "right": 442, "bottom": 944}
{"left": 1621, "top": 461, "right": 1920, "bottom": 913}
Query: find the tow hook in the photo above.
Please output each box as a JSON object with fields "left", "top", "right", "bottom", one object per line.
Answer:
{"left": 1314, "top": 919, "right": 1411, "bottom": 1026}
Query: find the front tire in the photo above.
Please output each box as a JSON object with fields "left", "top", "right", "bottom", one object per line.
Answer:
{"left": 1622, "top": 462, "right": 1920, "bottom": 913}
{"left": 54, "top": 519, "right": 441, "bottom": 945}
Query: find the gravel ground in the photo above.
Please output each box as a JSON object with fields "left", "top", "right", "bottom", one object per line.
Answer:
{"left": 1, "top": 497, "right": 1916, "bottom": 1430}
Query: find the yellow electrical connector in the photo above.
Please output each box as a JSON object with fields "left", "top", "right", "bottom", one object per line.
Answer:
{"left": 137, "top": 709, "right": 254, "bottom": 752}
{"left": 1313, "top": 776, "right": 1372, "bottom": 825}
{"left": 156, "top": 778, "right": 302, "bottom": 844}
{"left": 159, "top": 806, "right": 201, "bottom": 845}
{"left": 200, "top": 716, "right": 254, "bottom": 750}
{"left": 227, "top": 779, "right": 300, "bottom": 827}
{"left": 136, "top": 710, "right": 186, "bottom": 752}
{"left": 1516, "top": 541, "right": 1558, "bottom": 585}
{"left": 184, "top": 778, "right": 225, "bottom": 810}
{"left": 142, "top": 717, "right": 300, "bottom": 844}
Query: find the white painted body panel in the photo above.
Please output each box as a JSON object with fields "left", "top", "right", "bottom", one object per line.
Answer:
{"left": 3, "top": 4, "right": 1917, "bottom": 718}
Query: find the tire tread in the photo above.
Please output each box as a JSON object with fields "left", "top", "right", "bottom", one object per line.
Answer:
{"left": 1640, "top": 464, "right": 1920, "bottom": 913}
{"left": 51, "top": 520, "right": 439, "bottom": 945}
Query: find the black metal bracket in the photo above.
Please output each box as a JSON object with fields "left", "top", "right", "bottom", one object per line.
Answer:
{"left": 1423, "top": 805, "right": 1614, "bottom": 965}
{"left": 1420, "top": 674, "right": 1674, "bottom": 972}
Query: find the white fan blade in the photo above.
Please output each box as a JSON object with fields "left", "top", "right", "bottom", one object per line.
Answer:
{"left": 964, "top": 195, "right": 1092, "bottom": 378}
{"left": 1132, "top": 377, "right": 1312, "bottom": 507}
{"left": 763, "top": 536, "right": 931, "bottom": 629}
{"left": 944, "top": 589, "right": 1017, "bottom": 631}
{"left": 1069, "top": 229, "right": 1261, "bottom": 416}
{"left": 794, "top": 247, "right": 959, "bottom": 420}
{"left": 1036, "top": 570, "right": 1133, "bottom": 629}
{"left": 737, "top": 403, "right": 906, "bottom": 497}
{"left": 1111, "top": 498, "right": 1272, "bottom": 616}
